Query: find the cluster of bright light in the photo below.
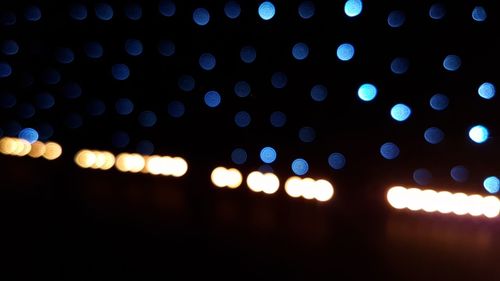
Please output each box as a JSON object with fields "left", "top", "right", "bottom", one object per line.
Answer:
{"left": 115, "top": 153, "right": 188, "bottom": 177}
{"left": 246, "top": 171, "right": 280, "bottom": 194}
{"left": 210, "top": 166, "right": 243, "bottom": 188}
{"left": 74, "top": 149, "right": 115, "bottom": 170}
{"left": 0, "top": 137, "right": 62, "bottom": 160}
{"left": 285, "top": 177, "right": 334, "bottom": 202}
{"left": 387, "top": 186, "right": 500, "bottom": 218}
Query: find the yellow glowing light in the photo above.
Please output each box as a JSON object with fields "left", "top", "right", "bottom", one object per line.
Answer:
{"left": 128, "top": 154, "right": 145, "bottom": 173}
{"left": 387, "top": 186, "right": 407, "bottom": 209}
{"left": 467, "top": 194, "right": 483, "bottom": 217}
{"left": 75, "top": 150, "right": 96, "bottom": 168}
{"left": 146, "top": 155, "right": 163, "bottom": 175}
{"left": 14, "top": 139, "right": 31, "bottom": 156}
{"left": 91, "top": 151, "right": 107, "bottom": 169}
{"left": 226, "top": 168, "right": 243, "bottom": 189}
{"left": 100, "top": 151, "right": 115, "bottom": 170}
{"left": 315, "top": 179, "right": 334, "bottom": 202}
{"left": 247, "top": 171, "right": 263, "bottom": 192}
{"left": 0, "top": 138, "right": 17, "bottom": 155}
{"left": 301, "top": 178, "right": 316, "bottom": 200}
{"left": 285, "top": 176, "right": 303, "bottom": 198}
{"left": 171, "top": 157, "right": 188, "bottom": 177}
{"left": 115, "top": 153, "right": 129, "bottom": 172}
{"left": 420, "top": 189, "right": 438, "bottom": 213}
{"left": 211, "top": 166, "right": 229, "bottom": 188}
{"left": 451, "top": 193, "right": 468, "bottom": 216}
{"left": 435, "top": 191, "right": 453, "bottom": 214}
{"left": 482, "top": 196, "right": 500, "bottom": 218}
{"left": 43, "top": 142, "right": 62, "bottom": 160}
{"left": 262, "top": 173, "right": 280, "bottom": 194}
{"left": 28, "top": 141, "right": 46, "bottom": 158}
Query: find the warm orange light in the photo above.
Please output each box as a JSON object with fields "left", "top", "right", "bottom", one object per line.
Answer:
{"left": 43, "top": 142, "right": 62, "bottom": 160}
{"left": 28, "top": 141, "right": 46, "bottom": 158}
{"left": 210, "top": 166, "right": 242, "bottom": 188}
{"left": 284, "top": 176, "right": 335, "bottom": 202}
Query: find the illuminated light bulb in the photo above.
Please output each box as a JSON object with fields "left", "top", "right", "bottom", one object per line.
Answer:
{"left": 211, "top": 167, "right": 229, "bottom": 188}
{"left": 420, "top": 189, "right": 438, "bottom": 212}
{"left": 435, "top": 191, "right": 453, "bottom": 214}
{"left": 0, "top": 138, "right": 17, "bottom": 155}
{"left": 171, "top": 157, "right": 188, "bottom": 177}
{"left": 406, "top": 188, "right": 423, "bottom": 211}
{"left": 285, "top": 176, "right": 303, "bottom": 198}
{"left": 467, "top": 194, "right": 484, "bottom": 217}
{"left": 301, "top": 178, "right": 316, "bottom": 200}
{"left": 226, "top": 168, "right": 242, "bottom": 188}
{"left": 247, "top": 171, "right": 264, "bottom": 192}
{"left": 28, "top": 141, "right": 46, "bottom": 158}
{"left": 75, "top": 149, "right": 96, "bottom": 168}
{"left": 43, "top": 142, "right": 62, "bottom": 160}
{"left": 482, "top": 196, "right": 500, "bottom": 218}
{"left": 262, "top": 173, "right": 280, "bottom": 194}
{"left": 100, "top": 151, "right": 115, "bottom": 170}
{"left": 451, "top": 192, "right": 469, "bottom": 215}
{"left": 315, "top": 179, "right": 334, "bottom": 202}
{"left": 387, "top": 186, "right": 407, "bottom": 209}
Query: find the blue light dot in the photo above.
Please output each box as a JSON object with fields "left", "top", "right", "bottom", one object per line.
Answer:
{"left": 387, "top": 11, "right": 405, "bottom": 28}
{"left": 63, "top": 82, "right": 82, "bottom": 99}
{"left": 70, "top": 4, "right": 87, "bottom": 21}
{"left": 18, "top": 128, "right": 38, "bottom": 144}
{"left": 112, "top": 64, "right": 130, "bottom": 80}
{"left": 429, "top": 3, "right": 446, "bottom": 20}
{"left": 270, "top": 111, "right": 287, "bottom": 127}
{"left": 234, "top": 111, "right": 251, "bottom": 127}
{"left": 429, "top": 94, "right": 449, "bottom": 111}
{"left": 224, "top": 1, "right": 241, "bottom": 19}
{"left": 18, "top": 103, "right": 35, "bottom": 119}
{"left": 35, "top": 92, "right": 55, "bottom": 109}
{"left": 299, "top": 127, "right": 316, "bottom": 143}
{"left": 159, "top": 0, "right": 176, "bottom": 17}
{"left": 42, "top": 68, "right": 61, "bottom": 85}
{"left": 484, "top": 176, "right": 500, "bottom": 194}
{"left": 125, "top": 39, "right": 143, "bottom": 56}
{"left": 37, "top": 123, "right": 53, "bottom": 141}
{"left": 199, "top": 53, "right": 216, "bottom": 71}
{"left": 328, "top": 153, "right": 346, "bottom": 170}
{"left": 95, "top": 3, "right": 113, "bottom": 21}
{"left": 125, "top": 3, "right": 142, "bottom": 20}
{"left": 0, "top": 93, "right": 16, "bottom": 108}
{"left": 0, "top": 62, "right": 12, "bottom": 78}
{"left": 204, "top": 91, "right": 221, "bottom": 108}
{"left": 258, "top": 2, "right": 276, "bottom": 20}
{"left": 390, "top": 103, "right": 411, "bottom": 122}
{"left": 472, "top": 6, "right": 487, "bottom": 22}
{"left": 358, "top": 83, "right": 377, "bottom": 102}
{"left": 158, "top": 40, "right": 175, "bottom": 57}
{"left": 231, "top": 148, "right": 247, "bottom": 165}
{"left": 311, "top": 84, "right": 328, "bottom": 102}
{"left": 84, "top": 41, "right": 104, "bottom": 59}
{"left": 136, "top": 140, "right": 154, "bottom": 155}
{"left": 292, "top": 158, "right": 309, "bottom": 176}
{"left": 240, "top": 46, "right": 256, "bottom": 63}
{"left": 115, "top": 98, "right": 134, "bottom": 115}
{"left": 167, "top": 100, "right": 185, "bottom": 118}
{"left": 344, "top": 0, "right": 363, "bottom": 17}
{"left": 292, "top": 42, "right": 309, "bottom": 60}
{"left": 336, "top": 43, "right": 355, "bottom": 61}
{"left": 450, "top": 165, "right": 469, "bottom": 183}
{"left": 390, "top": 57, "right": 409, "bottom": 74}
{"left": 424, "top": 127, "right": 444, "bottom": 144}
{"left": 138, "top": 111, "right": 157, "bottom": 127}
{"left": 2, "top": 40, "right": 19, "bottom": 55}
{"left": 112, "top": 131, "right": 129, "bottom": 148}
{"left": 65, "top": 113, "right": 83, "bottom": 129}
{"left": 55, "top": 48, "right": 75, "bottom": 64}
{"left": 478, "top": 82, "right": 495, "bottom": 100}
{"left": 298, "top": 1, "right": 315, "bottom": 19}
{"left": 193, "top": 8, "right": 210, "bottom": 26}
{"left": 380, "top": 142, "right": 400, "bottom": 160}
{"left": 234, "top": 81, "right": 251, "bottom": 97}
{"left": 1, "top": 11, "right": 17, "bottom": 26}
{"left": 178, "top": 75, "right": 195, "bottom": 92}
{"left": 413, "top": 168, "right": 432, "bottom": 186}
{"left": 443, "top": 55, "right": 461, "bottom": 71}
{"left": 260, "top": 146, "right": 277, "bottom": 164}
{"left": 25, "top": 6, "right": 42, "bottom": 22}
{"left": 469, "top": 125, "right": 489, "bottom": 144}
{"left": 271, "top": 72, "right": 287, "bottom": 89}
{"left": 86, "top": 99, "right": 106, "bottom": 116}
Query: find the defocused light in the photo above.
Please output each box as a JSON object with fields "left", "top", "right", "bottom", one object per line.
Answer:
{"left": 75, "top": 149, "right": 96, "bottom": 168}
{"left": 387, "top": 186, "right": 500, "bottom": 218}
{"left": 86, "top": 99, "right": 106, "bottom": 116}
{"left": 14, "top": 139, "right": 31, "bottom": 157}
{"left": 240, "top": 46, "right": 256, "bottom": 63}
{"left": 336, "top": 43, "right": 355, "bottom": 61}
{"left": 69, "top": 3, "right": 87, "bottom": 21}
{"left": 115, "top": 98, "right": 134, "bottom": 115}
{"left": 124, "top": 3, "right": 142, "bottom": 20}
{"left": 380, "top": 142, "right": 400, "bottom": 160}
{"left": 429, "top": 3, "right": 446, "bottom": 20}
{"left": 478, "top": 82, "right": 495, "bottom": 99}
{"left": 271, "top": 72, "right": 288, "bottom": 89}
{"left": 234, "top": 111, "right": 251, "bottom": 127}
{"left": 390, "top": 103, "right": 411, "bottom": 122}
{"left": 291, "top": 158, "right": 309, "bottom": 176}
{"left": 35, "top": 92, "right": 55, "bottom": 109}
{"left": 231, "top": 148, "right": 247, "bottom": 165}
{"left": 292, "top": 43, "right": 309, "bottom": 60}
{"left": 234, "top": 81, "right": 251, "bottom": 97}
{"left": 1, "top": 11, "right": 16, "bottom": 26}
{"left": 298, "top": 1, "right": 315, "bottom": 19}
{"left": 424, "top": 127, "right": 444, "bottom": 144}
{"left": 167, "top": 101, "right": 185, "bottom": 118}
{"left": 258, "top": 2, "right": 275, "bottom": 20}
{"left": 199, "top": 53, "right": 216, "bottom": 70}
{"left": 43, "top": 142, "right": 62, "bottom": 160}
{"left": 28, "top": 141, "right": 46, "bottom": 158}
{"left": 443, "top": 55, "right": 461, "bottom": 71}
{"left": 125, "top": 39, "right": 143, "bottom": 56}
{"left": 0, "top": 62, "right": 12, "bottom": 78}
{"left": 328, "top": 152, "right": 346, "bottom": 170}
{"left": 84, "top": 42, "right": 104, "bottom": 59}
{"left": 204, "top": 91, "right": 221, "bottom": 108}
{"left": 138, "top": 111, "right": 157, "bottom": 127}
{"left": 25, "top": 5, "right": 42, "bottom": 21}
{"left": 387, "top": 11, "right": 405, "bottom": 28}
{"left": 260, "top": 146, "right": 277, "bottom": 163}
{"left": 171, "top": 157, "right": 188, "bottom": 177}
{"left": 158, "top": 40, "right": 175, "bottom": 57}
{"left": 193, "top": 8, "right": 210, "bottom": 26}
{"left": 115, "top": 153, "right": 145, "bottom": 173}
{"left": 55, "top": 48, "right": 74, "bottom": 64}
{"left": 178, "top": 75, "right": 195, "bottom": 92}
{"left": 18, "top": 103, "right": 36, "bottom": 119}
{"left": 159, "top": 0, "right": 176, "bottom": 17}
{"left": 18, "top": 128, "right": 39, "bottom": 144}
{"left": 42, "top": 68, "right": 61, "bottom": 85}
{"left": 136, "top": 140, "right": 154, "bottom": 155}
{"left": 469, "top": 125, "right": 489, "bottom": 143}
{"left": 450, "top": 165, "right": 469, "bottom": 183}
{"left": 285, "top": 176, "right": 334, "bottom": 202}
{"left": 270, "top": 111, "right": 287, "bottom": 127}
{"left": 247, "top": 171, "right": 280, "bottom": 194}
{"left": 413, "top": 168, "right": 432, "bottom": 186}
{"left": 112, "top": 64, "right": 130, "bottom": 80}
{"left": 211, "top": 167, "right": 242, "bottom": 188}
{"left": 344, "top": 0, "right": 362, "bottom": 17}
{"left": 298, "top": 127, "right": 316, "bottom": 143}
{"left": 0, "top": 92, "right": 16, "bottom": 108}
{"left": 112, "top": 131, "right": 130, "bottom": 148}
{"left": 429, "top": 93, "right": 449, "bottom": 111}
{"left": 224, "top": 1, "right": 241, "bottom": 19}
{"left": 2, "top": 40, "right": 19, "bottom": 55}
{"left": 484, "top": 176, "right": 500, "bottom": 194}
{"left": 95, "top": 3, "right": 113, "bottom": 21}
{"left": 358, "top": 83, "right": 377, "bottom": 101}
{"left": 390, "top": 57, "right": 409, "bottom": 74}
{"left": 310, "top": 84, "right": 328, "bottom": 102}
{"left": 472, "top": 6, "right": 487, "bottom": 22}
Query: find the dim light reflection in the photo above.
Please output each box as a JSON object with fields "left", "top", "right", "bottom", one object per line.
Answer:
{"left": 387, "top": 186, "right": 500, "bottom": 218}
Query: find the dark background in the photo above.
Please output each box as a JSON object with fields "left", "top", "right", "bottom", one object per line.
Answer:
{"left": 1, "top": 0, "right": 499, "bottom": 279}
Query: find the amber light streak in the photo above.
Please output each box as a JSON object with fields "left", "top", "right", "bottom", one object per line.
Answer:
{"left": 387, "top": 186, "right": 500, "bottom": 218}
{"left": 0, "top": 137, "right": 62, "bottom": 160}
{"left": 210, "top": 166, "right": 243, "bottom": 188}
{"left": 284, "top": 176, "right": 334, "bottom": 202}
